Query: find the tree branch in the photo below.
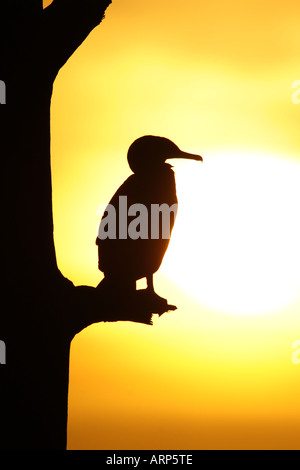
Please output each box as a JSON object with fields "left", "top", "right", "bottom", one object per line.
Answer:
{"left": 61, "top": 281, "right": 177, "bottom": 339}
{"left": 41, "top": 0, "right": 112, "bottom": 75}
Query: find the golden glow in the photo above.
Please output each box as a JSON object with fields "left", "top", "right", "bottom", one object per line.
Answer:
{"left": 46, "top": 0, "right": 300, "bottom": 450}
{"left": 67, "top": 286, "right": 300, "bottom": 449}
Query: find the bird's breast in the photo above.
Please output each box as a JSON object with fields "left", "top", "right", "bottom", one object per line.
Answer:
{"left": 96, "top": 171, "right": 178, "bottom": 279}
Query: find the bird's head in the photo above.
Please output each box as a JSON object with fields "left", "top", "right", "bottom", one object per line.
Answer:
{"left": 127, "top": 135, "right": 203, "bottom": 174}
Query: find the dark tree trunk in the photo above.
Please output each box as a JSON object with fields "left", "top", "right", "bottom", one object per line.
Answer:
{"left": 0, "top": 0, "right": 173, "bottom": 450}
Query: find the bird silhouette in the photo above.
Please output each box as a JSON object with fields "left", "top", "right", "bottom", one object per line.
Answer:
{"left": 96, "top": 135, "right": 202, "bottom": 308}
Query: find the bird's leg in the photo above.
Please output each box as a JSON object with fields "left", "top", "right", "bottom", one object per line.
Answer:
{"left": 146, "top": 274, "right": 155, "bottom": 294}
{"left": 146, "top": 274, "right": 168, "bottom": 307}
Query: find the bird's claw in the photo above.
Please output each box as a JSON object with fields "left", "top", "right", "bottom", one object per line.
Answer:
{"left": 141, "top": 289, "right": 177, "bottom": 315}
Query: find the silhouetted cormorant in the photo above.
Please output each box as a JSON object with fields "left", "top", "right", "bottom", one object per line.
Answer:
{"left": 96, "top": 135, "right": 202, "bottom": 305}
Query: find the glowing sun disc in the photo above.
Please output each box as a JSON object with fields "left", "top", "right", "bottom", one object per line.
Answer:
{"left": 162, "top": 150, "right": 300, "bottom": 316}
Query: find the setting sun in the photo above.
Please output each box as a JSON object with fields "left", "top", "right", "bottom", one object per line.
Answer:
{"left": 162, "top": 151, "right": 300, "bottom": 316}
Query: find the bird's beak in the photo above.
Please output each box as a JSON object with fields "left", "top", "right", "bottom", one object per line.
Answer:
{"left": 167, "top": 151, "right": 203, "bottom": 162}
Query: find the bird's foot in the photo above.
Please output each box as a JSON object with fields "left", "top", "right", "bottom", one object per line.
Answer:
{"left": 142, "top": 289, "right": 177, "bottom": 316}
{"left": 96, "top": 279, "right": 177, "bottom": 319}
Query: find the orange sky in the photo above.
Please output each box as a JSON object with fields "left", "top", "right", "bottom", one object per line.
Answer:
{"left": 44, "top": 0, "right": 300, "bottom": 449}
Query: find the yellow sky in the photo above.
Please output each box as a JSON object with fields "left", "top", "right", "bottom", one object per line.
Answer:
{"left": 44, "top": 0, "right": 300, "bottom": 449}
